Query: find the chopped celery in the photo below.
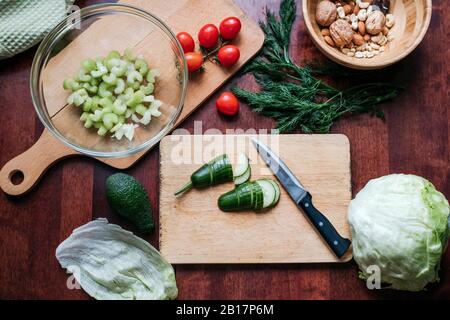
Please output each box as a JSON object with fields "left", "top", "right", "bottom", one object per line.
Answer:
{"left": 65, "top": 49, "right": 162, "bottom": 141}
{"left": 77, "top": 71, "right": 92, "bottom": 83}
{"left": 102, "top": 73, "right": 117, "bottom": 85}
{"left": 126, "top": 90, "right": 144, "bottom": 108}
{"left": 82, "top": 83, "right": 98, "bottom": 95}
{"left": 103, "top": 113, "right": 119, "bottom": 130}
{"left": 135, "top": 104, "right": 148, "bottom": 117}
{"left": 141, "top": 83, "right": 154, "bottom": 95}
{"left": 112, "top": 99, "right": 127, "bottom": 115}
{"left": 114, "top": 79, "right": 126, "bottom": 95}
{"left": 91, "top": 62, "right": 108, "bottom": 78}
{"left": 123, "top": 48, "right": 136, "bottom": 62}
{"left": 135, "top": 58, "right": 149, "bottom": 76}
{"left": 106, "top": 51, "right": 121, "bottom": 61}
{"left": 80, "top": 112, "right": 90, "bottom": 122}
{"left": 143, "top": 95, "right": 155, "bottom": 103}
{"left": 98, "top": 82, "right": 113, "bottom": 98}
{"left": 127, "top": 70, "right": 143, "bottom": 84}
{"left": 97, "top": 125, "right": 108, "bottom": 136}
{"left": 84, "top": 118, "right": 93, "bottom": 129}
{"left": 63, "top": 78, "right": 80, "bottom": 91}
{"left": 82, "top": 59, "right": 97, "bottom": 72}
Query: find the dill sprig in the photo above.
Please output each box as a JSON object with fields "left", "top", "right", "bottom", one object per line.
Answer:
{"left": 232, "top": 0, "right": 402, "bottom": 133}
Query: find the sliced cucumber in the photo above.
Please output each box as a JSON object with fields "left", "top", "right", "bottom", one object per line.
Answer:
{"left": 265, "top": 179, "right": 280, "bottom": 207}
{"left": 234, "top": 166, "right": 251, "bottom": 185}
{"left": 256, "top": 180, "right": 277, "bottom": 209}
{"left": 218, "top": 179, "right": 280, "bottom": 212}
{"left": 233, "top": 153, "right": 249, "bottom": 178}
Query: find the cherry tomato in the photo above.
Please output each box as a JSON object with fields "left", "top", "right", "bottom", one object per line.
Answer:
{"left": 216, "top": 92, "right": 240, "bottom": 116}
{"left": 177, "top": 32, "right": 195, "bottom": 53}
{"left": 198, "top": 24, "right": 219, "bottom": 49}
{"left": 219, "top": 17, "right": 242, "bottom": 40}
{"left": 185, "top": 52, "right": 204, "bottom": 73}
{"left": 217, "top": 45, "right": 240, "bottom": 67}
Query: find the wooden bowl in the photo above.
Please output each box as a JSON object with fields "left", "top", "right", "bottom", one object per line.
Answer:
{"left": 302, "top": 0, "right": 432, "bottom": 70}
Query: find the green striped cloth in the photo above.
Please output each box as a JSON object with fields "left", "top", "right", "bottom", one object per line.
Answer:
{"left": 0, "top": 0, "right": 74, "bottom": 59}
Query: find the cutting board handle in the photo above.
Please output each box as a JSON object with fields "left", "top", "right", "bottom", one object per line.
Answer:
{"left": 0, "top": 130, "right": 79, "bottom": 196}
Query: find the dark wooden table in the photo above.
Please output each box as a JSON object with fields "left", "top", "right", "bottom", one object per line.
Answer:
{"left": 0, "top": 0, "right": 448, "bottom": 300}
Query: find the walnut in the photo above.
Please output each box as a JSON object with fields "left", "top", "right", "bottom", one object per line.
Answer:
{"left": 315, "top": 0, "right": 337, "bottom": 27}
{"left": 329, "top": 19, "right": 354, "bottom": 47}
{"left": 365, "top": 11, "right": 386, "bottom": 35}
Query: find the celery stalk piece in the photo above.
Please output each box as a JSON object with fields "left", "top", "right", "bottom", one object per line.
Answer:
{"left": 89, "top": 110, "right": 103, "bottom": 122}
{"left": 102, "top": 73, "right": 117, "bottom": 85}
{"left": 91, "top": 62, "right": 108, "bottom": 78}
{"left": 84, "top": 118, "right": 93, "bottom": 129}
{"left": 112, "top": 99, "right": 127, "bottom": 115}
{"left": 77, "top": 71, "right": 92, "bottom": 83}
{"left": 110, "top": 123, "right": 122, "bottom": 133}
{"left": 143, "top": 95, "right": 155, "bottom": 103}
{"left": 125, "top": 109, "right": 133, "bottom": 119}
{"left": 103, "top": 113, "right": 119, "bottom": 130}
{"left": 140, "top": 110, "right": 152, "bottom": 125}
{"left": 97, "top": 125, "right": 108, "bottom": 136}
{"left": 123, "top": 48, "right": 136, "bottom": 62}
{"left": 106, "top": 50, "right": 121, "bottom": 61}
{"left": 80, "top": 112, "right": 90, "bottom": 122}
{"left": 150, "top": 100, "right": 162, "bottom": 117}
{"left": 98, "top": 83, "right": 113, "bottom": 98}
{"left": 114, "top": 79, "right": 126, "bottom": 95}
{"left": 135, "top": 104, "right": 148, "bottom": 117}
{"left": 127, "top": 70, "right": 143, "bottom": 84}
{"left": 82, "top": 59, "right": 97, "bottom": 72}
{"left": 141, "top": 83, "right": 154, "bottom": 95}
{"left": 111, "top": 61, "right": 128, "bottom": 77}
{"left": 63, "top": 78, "right": 80, "bottom": 91}
{"left": 126, "top": 91, "right": 144, "bottom": 108}
{"left": 135, "top": 58, "right": 149, "bottom": 76}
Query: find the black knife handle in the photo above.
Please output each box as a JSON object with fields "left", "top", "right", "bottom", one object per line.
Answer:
{"left": 297, "top": 192, "right": 351, "bottom": 258}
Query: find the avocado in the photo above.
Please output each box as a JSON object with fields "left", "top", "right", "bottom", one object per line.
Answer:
{"left": 105, "top": 173, "right": 154, "bottom": 234}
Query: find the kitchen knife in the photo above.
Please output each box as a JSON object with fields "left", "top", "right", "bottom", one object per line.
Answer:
{"left": 252, "top": 138, "right": 351, "bottom": 258}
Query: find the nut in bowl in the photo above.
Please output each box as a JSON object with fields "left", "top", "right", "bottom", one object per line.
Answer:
{"left": 303, "top": 0, "right": 432, "bottom": 69}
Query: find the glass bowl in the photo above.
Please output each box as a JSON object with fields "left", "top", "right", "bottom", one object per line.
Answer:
{"left": 31, "top": 3, "right": 188, "bottom": 158}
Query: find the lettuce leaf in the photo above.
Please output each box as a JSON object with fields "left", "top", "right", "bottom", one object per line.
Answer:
{"left": 56, "top": 218, "right": 178, "bottom": 300}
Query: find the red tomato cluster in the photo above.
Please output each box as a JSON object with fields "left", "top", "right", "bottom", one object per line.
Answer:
{"left": 176, "top": 17, "right": 242, "bottom": 73}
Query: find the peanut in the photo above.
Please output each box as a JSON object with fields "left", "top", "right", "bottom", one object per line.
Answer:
{"left": 343, "top": 4, "right": 352, "bottom": 15}
{"left": 352, "top": 33, "right": 365, "bottom": 46}
{"left": 353, "top": 4, "right": 360, "bottom": 15}
{"left": 364, "top": 34, "right": 371, "bottom": 41}
{"left": 321, "top": 28, "right": 331, "bottom": 36}
{"left": 324, "top": 35, "right": 335, "bottom": 47}
{"left": 358, "top": 21, "right": 366, "bottom": 35}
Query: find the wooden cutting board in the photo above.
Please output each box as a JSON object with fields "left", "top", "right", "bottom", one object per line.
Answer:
{"left": 159, "top": 134, "right": 353, "bottom": 264}
{"left": 0, "top": 0, "right": 264, "bottom": 196}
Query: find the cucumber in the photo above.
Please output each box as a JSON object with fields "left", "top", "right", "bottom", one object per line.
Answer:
{"left": 218, "top": 179, "right": 281, "bottom": 212}
{"left": 233, "top": 153, "right": 249, "bottom": 178}
{"left": 256, "top": 180, "right": 277, "bottom": 209}
{"left": 175, "top": 154, "right": 234, "bottom": 196}
{"left": 266, "top": 179, "right": 281, "bottom": 207}
{"left": 234, "top": 166, "right": 251, "bottom": 185}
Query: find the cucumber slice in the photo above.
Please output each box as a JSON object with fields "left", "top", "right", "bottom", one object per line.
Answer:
{"left": 264, "top": 179, "right": 280, "bottom": 207}
{"left": 256, "top": 180, "right": 277, "bottom": 209}
{"left": 233, "top": 153, "right": 249, "bottom": 178}
{"left": 234, "top": 166, "right": 251, "bottom": 185}
{"left": 252, "top": 182, "right": 264, "bottom": 210}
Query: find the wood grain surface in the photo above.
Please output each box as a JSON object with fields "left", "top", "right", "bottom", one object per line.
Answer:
{"left": 0, "top": 0, "right": 449, "bottom": 299}
{"left": 160, "top": 134, "right": 352, "bottom": 264}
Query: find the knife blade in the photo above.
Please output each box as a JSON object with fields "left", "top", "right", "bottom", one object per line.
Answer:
{"left": 252, "top": 138, "right": 351, "bottom": 258}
